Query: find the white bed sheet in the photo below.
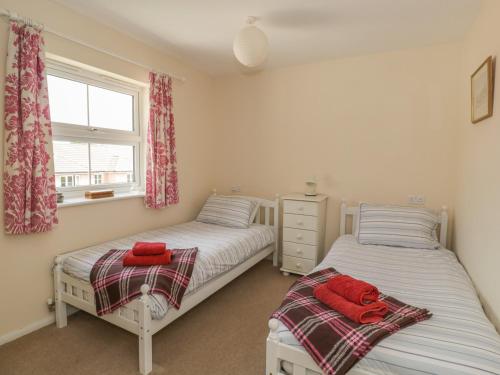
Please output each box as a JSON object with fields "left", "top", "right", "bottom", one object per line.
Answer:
{"left": 62, "top": 221, "right": 274, "bottom": 319}
{"left": 278, "top": 235, "right": 500, "bottom": 375}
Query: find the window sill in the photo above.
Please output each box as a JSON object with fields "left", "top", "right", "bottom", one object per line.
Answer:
{"left": 57, "top": 191, "right": 145, "bottom": 208}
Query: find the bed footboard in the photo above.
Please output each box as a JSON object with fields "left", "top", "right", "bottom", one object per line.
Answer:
{"left": 53, "top": 257, "right": 153, "bottom": 374}
{"left": 267, "top": 319, "right": 378, "bottom": 375}
{"left": 266, "top": 319, "right": 323, "bottom": 375}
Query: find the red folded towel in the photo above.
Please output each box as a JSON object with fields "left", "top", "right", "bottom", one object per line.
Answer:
{"left": 132, "top": 242, "right": 166, "bottom": 256}
{"left": 327, "top": 274, "right": 379, "bottom": 305}
{"left": 313, "top": 284, "right": 388, "bottom": 324}
{"left": 123, "top": 249, "right": 172, "bottom": 266}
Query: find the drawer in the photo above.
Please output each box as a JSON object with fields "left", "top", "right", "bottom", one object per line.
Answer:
{"left": 283, "top": 213, "right": 318, "bottom": 231}
{"left": 283, "top": 200, "right": 318, "bottom": 216}
{"left": 283, "top": 242, "right": 317, "bottom": 260}
{"left": 283, "top": 228, "right": 318, "bottom": 245}
{"left": 282, "top": 255, "right": 315, "bottom": 274}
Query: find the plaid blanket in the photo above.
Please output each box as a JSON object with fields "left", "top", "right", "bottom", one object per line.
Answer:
{"left": 90, "top": 248, "right": 198, "bottom": 316}
{"left": 271, "top": 268, "right": 431, "bottom": 375}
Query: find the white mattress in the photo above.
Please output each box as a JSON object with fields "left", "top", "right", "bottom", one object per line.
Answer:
{"left": 62, "top": 221, "right": 274, "bottom": 319}
{"left": 277, "top": 235, "right": 500, "bottom": 375}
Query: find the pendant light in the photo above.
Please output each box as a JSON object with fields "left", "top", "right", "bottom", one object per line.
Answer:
{"left": 233, "top": 16, "right": 269, "bottom": 68}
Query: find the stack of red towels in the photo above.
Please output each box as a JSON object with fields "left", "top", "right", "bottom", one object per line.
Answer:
{"left": 313, "top": 275, "right": 388, "bottom": 324}
{"left": 123, "top": 242, "right": 172, "bottom": 267}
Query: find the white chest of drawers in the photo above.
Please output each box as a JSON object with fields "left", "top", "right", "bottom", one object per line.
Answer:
{"left": 280, "top": 193, "right": 328, "bottom": 276}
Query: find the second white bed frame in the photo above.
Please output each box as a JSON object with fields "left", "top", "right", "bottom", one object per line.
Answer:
{"left": 53, "top": 193, "right": 279, "bottom": 375}
{"left": 266, "top": 201, "right": 449, "bottom": 375}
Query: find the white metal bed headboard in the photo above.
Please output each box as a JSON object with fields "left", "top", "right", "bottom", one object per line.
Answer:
{"left": 339, "top": 200, "right": 449, "bottom": 248}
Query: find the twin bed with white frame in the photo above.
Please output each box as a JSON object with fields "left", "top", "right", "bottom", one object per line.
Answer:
{"left": 53, "top": 192, "right": 279, "bottom": 375}
{"left": 267, "top": 202, "right": 500, "bottom": 375}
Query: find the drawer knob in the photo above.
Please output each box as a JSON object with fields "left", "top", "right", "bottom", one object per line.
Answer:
{"left": 296, "top": 249, "right": 302, "bottom": 254}
{"left": 298, "top": 206, "right": 304, "bottom": 211}
{"left": 297, "top": 220, "right": 304, "bottom": 225}
{"left": 296, "top": 234, "right": 303, "bottom": 240}
{"left": 296, "top": 263, "right": 302, "bottom": 268}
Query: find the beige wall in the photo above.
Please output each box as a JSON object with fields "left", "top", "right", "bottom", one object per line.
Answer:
{"left": 213, "top": 44, "right": 460, "bottom": 255}
{"left": 454, "top": 0, "right": 500, "bottom": 329}
{"left": 0, "top": 0, "right": 216, "bottom": 338}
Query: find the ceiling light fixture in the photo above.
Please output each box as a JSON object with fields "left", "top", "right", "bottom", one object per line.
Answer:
{"left": 233, "top": 16, "right": 269, "bottom": 68}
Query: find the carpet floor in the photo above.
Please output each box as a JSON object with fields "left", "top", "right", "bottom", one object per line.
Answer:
{"left": 0, "top": 260, "right": 297, "bottom": 375}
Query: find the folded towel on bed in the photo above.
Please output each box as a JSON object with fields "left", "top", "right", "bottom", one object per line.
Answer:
{"left": 326, "top": 274, "right": 379, "bottom": 305}
{"left": 123, "top": 249, "right": 172, "bottom": 266}
{"left": 91, "top": 248, "right": 198, "bottom": 316}
{"left": 314, "top": 283, "right": 388, "bottom": 324}
{"left": 271, "top": 268, "right": 431, "bottom": 375}
{"left": 132, "top": 242, "right": 166, "bottom": 256}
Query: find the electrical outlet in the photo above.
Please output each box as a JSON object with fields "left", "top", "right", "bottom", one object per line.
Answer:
{"left": 47, "top": 298, "right": 55, "bottom": 312}
{"left": 231, "top": 185, "right": 241, "bottom": 193}
{"left": 408, "top": 195, "right": 425, "bottom": 205}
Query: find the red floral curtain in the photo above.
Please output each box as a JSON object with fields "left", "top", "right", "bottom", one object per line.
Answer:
{"left": 3, "top": 21, "right": 57, "bottom": 234}
{"left": 145, "top": 72, "right": 179, "bottom": 208}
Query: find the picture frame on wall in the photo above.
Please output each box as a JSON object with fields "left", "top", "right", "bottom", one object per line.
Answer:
{"left": 471, "top": 56, "right": 494, "bottom": 124}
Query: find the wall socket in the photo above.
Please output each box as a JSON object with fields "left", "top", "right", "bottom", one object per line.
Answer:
{"left": 47, "top": 298, "right": 55, "bottom": 312}
{"left": 231, "top": 185, "right": 241, "bottom": 193}
{"left": 408, "top": 195, "right": 425, "bottom": 205}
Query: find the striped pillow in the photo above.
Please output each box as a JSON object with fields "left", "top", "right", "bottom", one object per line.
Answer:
{"left": 196, "top": 196, "right": 254, "bottom": 229}
{"left": 357, "top": 203, "right": 440, "bottom": 249}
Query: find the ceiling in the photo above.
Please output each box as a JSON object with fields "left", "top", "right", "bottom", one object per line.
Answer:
{"left": 54, "top": 0, "right": 481, "bottom": 76}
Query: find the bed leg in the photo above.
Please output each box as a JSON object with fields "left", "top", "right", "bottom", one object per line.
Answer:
{"left": 54, "top": 257, "right": 67, "bottom": 328}
{"left": 266, "top": 319, "right": 282, "bottom": 375}
{"left": 273, "top": 246, "right": 279, "bottom": 268}
{"left": 138, "top": 284, "right": 153, "bottom": 375}
{"left": 273, "top": 194, "right": 280, "bottom": 268}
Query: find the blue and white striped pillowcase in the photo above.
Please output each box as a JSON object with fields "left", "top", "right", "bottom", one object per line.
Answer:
{"left": 196, "top": 196, "right": 254, "bottom": 229}
{"left": 357, "top": 203, "right": 440, "bottom": 249}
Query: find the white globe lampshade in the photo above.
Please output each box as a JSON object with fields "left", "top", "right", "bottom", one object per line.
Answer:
{"left": 233, "top": 25, "right": 269, "bottom": 67}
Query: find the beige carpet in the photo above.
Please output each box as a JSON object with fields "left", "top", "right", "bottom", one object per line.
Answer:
{"left": 0, "top": 260, "right": 297, "bottom": 375}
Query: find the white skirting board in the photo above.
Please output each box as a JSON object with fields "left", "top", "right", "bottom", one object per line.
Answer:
{"left": 0, "top": 316, "right": 55, "bottom": 346}
{"left": 0, "top": 306, "right": 78, "bottom": 346}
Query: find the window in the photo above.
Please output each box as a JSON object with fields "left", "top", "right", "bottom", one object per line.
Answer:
{"left": 47, "top": 60, "right": 143, "bottom": 195}
{"left": 57, "top": 174, "right": 79, "bottom": 188}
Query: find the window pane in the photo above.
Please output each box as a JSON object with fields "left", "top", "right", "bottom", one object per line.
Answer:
{"left": 90, "top": 143, "right": 134, "bottom": 185}
{"left": 53, "top": 141, "right": 89, "bottom": 188}
{"left": 88, "top": 86, "right": 133, "bottom": 131}
{"left": 47, "top": 75, "right": 88, "bottom": 126}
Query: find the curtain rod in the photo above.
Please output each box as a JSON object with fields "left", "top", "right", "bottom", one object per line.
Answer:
{"left": 0, "top": 8, "right": 186, "bottom": 83}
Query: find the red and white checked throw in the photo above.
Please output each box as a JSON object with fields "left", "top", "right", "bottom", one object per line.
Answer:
{"left": 271, "top": 268, "right": 431, "bottom": 375}
{"left": 90, "top": 248, "right": 198, "bottom": 316}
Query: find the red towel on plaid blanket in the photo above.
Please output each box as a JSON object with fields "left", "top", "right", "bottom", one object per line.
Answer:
{"left": 271, "top": 268, "right": 431, "bottom": 375}
{"left": 123, "top": 249, "right": 172, "bottom": 266}
{"left": 90, "top": 248, "right": 198, "bottom": 316}
{"left": 132, "top": 242, "right": 166, "bottom": 256}
{"left": 313, "top": 284, "right": 388, "bottom": 324}
{"left": 327, "top": 274, "right": 380, "bottom": 305}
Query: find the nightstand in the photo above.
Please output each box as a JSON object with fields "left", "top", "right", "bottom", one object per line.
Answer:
{"left": 280, "top": 193, "right": 328, "bottom": 276}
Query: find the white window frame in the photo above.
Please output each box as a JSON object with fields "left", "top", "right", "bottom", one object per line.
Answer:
{"left": 47, "top": 59, "right": 145, "bottom": 197}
